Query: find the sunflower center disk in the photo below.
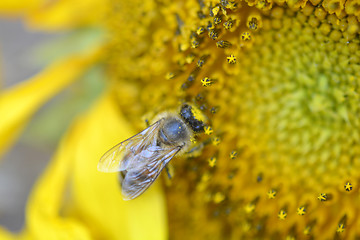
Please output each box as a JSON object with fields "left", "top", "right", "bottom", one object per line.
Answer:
{"left": 237, "top": 7, "right": 360, "bottom": 192}
{"left": 165, "top": 2, "right": 360, "bottom": 239}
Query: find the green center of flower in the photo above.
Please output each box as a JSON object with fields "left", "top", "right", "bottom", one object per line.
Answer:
{"left": 236, "top": 6, "right": 360, "bottom": 192}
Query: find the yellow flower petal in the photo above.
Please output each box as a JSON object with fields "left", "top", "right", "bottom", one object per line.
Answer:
{"left": 0, "top": 227, "right": 15, "bottom": 240}
{"left": 26, "top": 0, "right": 109, "bottom": 30}
{"left": 0, "top": 0, "right": 42, "bottom": 16}
{"left": 0, "top": 49, "right": 101, "bottom": 158}
{"left": 18, "top": 91, "right": 167, "bottom": 240}
{"left": 24, "top": 114, "right": 90, "bottom": 240}
{"left": 70, "top": 91, "right": 168, "bottom": 240}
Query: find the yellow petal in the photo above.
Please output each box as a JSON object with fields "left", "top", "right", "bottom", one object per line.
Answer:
{"left": 0, "top": 0, "right": 42, "bottom": 16}
{"left": 18, "top": 91, "right": 167, "bottom": 240}
{"left": 70, "top": 91, "right": 168, "bottom": 240}
{"left": 0, "top": 227, "right": 15, "bottom": 240}
{"left": 24, "top": 114, "right": 91, "bottom": 239}
{"left": 25, "top": 0, "right": 109, "bottom": 30}
{"left": 0, "top": 49, "right": 101, "bottom": 158}
{"left": 0, "top": 0, "right": 108, "bottom": 29}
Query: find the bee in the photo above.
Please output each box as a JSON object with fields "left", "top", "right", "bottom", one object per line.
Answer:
{"left": 97, "top": 103, "right": 207, "bottom": 200}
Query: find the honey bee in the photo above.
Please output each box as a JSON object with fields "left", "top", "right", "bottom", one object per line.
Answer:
{"left": 98, "top": 104, "right": 207, "bottom": 200}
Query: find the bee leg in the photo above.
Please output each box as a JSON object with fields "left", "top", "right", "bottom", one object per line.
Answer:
{"left": 118, "top": 170, "right": 127, "bottom": 184}
{"left": 165, "top": 165, "right": 172, "bottom": 180}
{"left": 145, "top": 119, "right": 150, "bottom": 127}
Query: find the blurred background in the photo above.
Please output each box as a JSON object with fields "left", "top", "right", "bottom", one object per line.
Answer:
{"left": 0, "top": 18, "right": 105, "bottom": 232}
{"left": 0, "top": 18, "right": 57, "bottom": 232}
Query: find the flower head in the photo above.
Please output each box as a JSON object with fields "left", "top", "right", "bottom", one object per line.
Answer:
{"left": 106, "top": 0, "right": 360, "bottom": 238}
{"left": 1, "top": 0, "right": 360, "bottom": 239}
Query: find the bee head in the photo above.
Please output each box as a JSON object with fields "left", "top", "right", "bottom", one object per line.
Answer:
{"left": 180, "top": 104, "right": 207, "bottom": 132}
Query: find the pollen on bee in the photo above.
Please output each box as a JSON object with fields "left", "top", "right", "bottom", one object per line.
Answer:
{"left": 190, "top": 137, "right": 197, "bottom": 144}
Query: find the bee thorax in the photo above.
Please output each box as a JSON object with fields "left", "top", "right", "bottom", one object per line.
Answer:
{"left": 158, "top": 118, "right": 189, "bottom": 145}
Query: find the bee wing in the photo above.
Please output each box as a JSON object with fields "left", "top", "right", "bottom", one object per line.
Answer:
{"left": 121, "top": 146, "right": 182, "bottom": 200}
{"left": 97, "top": 119, "right": 164, "bottom": 173}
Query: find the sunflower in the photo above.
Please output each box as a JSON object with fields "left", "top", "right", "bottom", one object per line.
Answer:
{"left": 1, "top": 0, "right": 360, "bottom": 239}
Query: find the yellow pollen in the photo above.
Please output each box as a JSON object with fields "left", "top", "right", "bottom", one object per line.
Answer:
{"left": 213, "top": 17, "right": 222, "bottom": 25}
{"left": 211, "top": 6, "right": 220, "bottom": 16}
{"left": 245, "top": 203, "right": 255, "bottom": 213}
{"left": 185, "top": 53, "right": 195, "bottom": 64}
{"left": 213, "top": 192, "right": 225, "bottom": 203}
{"left": 223, "top": 18, "right": 234, "bottom": 30}
{"left": 208, "top": 30, "right": 219, "bottom": 40}
{"left": 165, "top": 72, "right": 175, "bottom": 80}
{"left": 267, "top": 189, "right": 277, "bottom": 199}
{"left": 344, "top": 182, "right": 352, "bottom": 191}
{"left": 190, "top": 137, "right": 197, "bottom": 144}
{"left": 204, "top": 126, "right": 213, "bottom": 135}
{"left": 216, "top": 40, "right": 232, "bottom": 48}
{"left": 191, "top": 40, "right": 199, "bottom": 48}
{"left": 229, "top": 151, "right": 237, "bottom": 159}
{"left": 337, "top": 223, "right": 345, "bottom": 233}
{"left": 208, "top": 157, "right": 217, "bottom": 167}
{"left": 278, "top": 210, "right": 287, "bottom": 220}
{"left": 303, "top": 226, "right": 312, "bottom": 235}
{"left": 296, "top": 206, "right": 306, "bottom": 215}
{"left": 241, "top": 32, "right": 251, "bottom": 41}
{"left": 318, "top": 193, "right": 328, "bottom": 201}
{"left": 211, "top": 137, "right": 221, "bottom": 146}
{"left": 201, "top": 77, "right": 214, "bottom": 87}
{"left": 196, "top": 26, "right": 205, "bottom": 35}
{"left": 227, "top": 55, "right": 237, "bottom": 64}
